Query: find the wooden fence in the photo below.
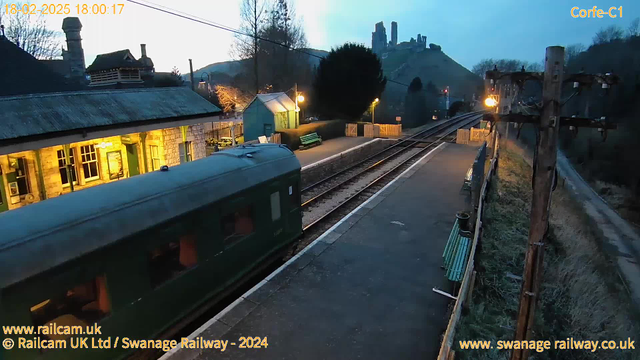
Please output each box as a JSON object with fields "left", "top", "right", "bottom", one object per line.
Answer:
{"left": 469, "top": 128, "right": 490, "bottom": 143}
{"left": 345, "top": 123, "right": 358, "bottom": 137}
{"left": 437, "top": 130, "right": 500, "bottom": 360}
{"left": 378, "top": 124, "right": 402, "bottom": 137}
{"left": 364, "top": 124, "right": 380, "bottom": 138}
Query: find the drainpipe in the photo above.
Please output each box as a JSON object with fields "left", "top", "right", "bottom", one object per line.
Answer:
{"left": 180, "top": 126, "right": 188, "bottom": 162}
{"left": 140, "top": 132, "right": 148, "bottom": 173}
{"left": 34, "top": 149, "right": 46, "bottom": 200}
{"left": 189, "top": 59, "right": 195, "bottom": 91}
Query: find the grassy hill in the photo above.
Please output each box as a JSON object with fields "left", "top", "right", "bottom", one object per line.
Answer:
{"left": 187, "top": 48, "right": 329, "bottom": 84}
{"left": 381, "top": 48, "right": 482, "bottom": 103}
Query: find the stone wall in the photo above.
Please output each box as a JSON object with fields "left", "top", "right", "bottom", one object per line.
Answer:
{"left": 0, "top": 123, "right": 207, "bottom": 213}
{"left": 162, "top": 124, "right": 206, "bottom": 167}
{"left": 300, "top": 139, "right": 393, "bottom": 188}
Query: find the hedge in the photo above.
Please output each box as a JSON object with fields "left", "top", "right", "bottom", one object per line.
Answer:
{"left": 278, "top": 120, "right": 346, "bottom": 150}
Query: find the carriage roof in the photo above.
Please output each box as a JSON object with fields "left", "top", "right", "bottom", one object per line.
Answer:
{"left": 0, "top": 144, "right": 299, "bottom": 289}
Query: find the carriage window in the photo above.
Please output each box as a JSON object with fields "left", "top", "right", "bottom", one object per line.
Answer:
{"left": 149, "top": 233, "right": 198, "bottom": 288}
{"left": 271, "top": 192, "right": 281, "bottom": 221}
{"left": 221, "top": 205, "right": 254, "bottom": 246}
{"left": 29, "top": 276, "right": 110, "bottom": 339}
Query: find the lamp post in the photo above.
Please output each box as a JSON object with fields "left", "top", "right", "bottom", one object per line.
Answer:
{"left": 199, "top": 72, "right": 210, "bottom": 88}
{"left": 294, "top": 83, "right": 304, "bottom": 128}
{"left": 371, "top": 98, "right": 379, "bottom": 124}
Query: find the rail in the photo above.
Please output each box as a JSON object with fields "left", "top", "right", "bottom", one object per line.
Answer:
{"left": 302, "top": 112, "right": 484, "bottom": 194}
{"left": 302, "top": 113, "right": 485, "bottom": 232}
{"left": 437, "top": 129, "right": 500, "bottom": 360}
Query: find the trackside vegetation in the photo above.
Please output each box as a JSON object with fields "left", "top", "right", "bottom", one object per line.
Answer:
{"left": 453, "top": 144, "right": 639, "bottom": 360}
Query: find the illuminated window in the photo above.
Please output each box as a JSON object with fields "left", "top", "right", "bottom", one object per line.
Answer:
{"left": 270, "top": 192, "right": 281, "bottom": 221}
{"left": 149, "top": 234, "right": 198, "bottom": 288}
{"left": 29, "top": 276, "right": 110, "bottom": 338}
{"left": 57, "top": 149, "right": 77, "bottom": 186}
{"left": 80, "top": 145, "right": 99, "bottom": 180}
{"left": 14, "top": 157, "right": 30, "bottom": 195}
{"left": 149, "top": 145, "right": 161, "bottom": 171}
{"left": 179, "top": 142, "right": 192, "bottom": 164}
{"left": 221, "top": 206, "right": 254, "bottom": 246}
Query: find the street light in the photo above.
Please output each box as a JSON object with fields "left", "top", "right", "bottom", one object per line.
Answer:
{"left": 199, "top": 72, "right": 210, "bottom": 87}
{"left": 372, "top": 98, "right": 380, "bottom": 124}
{"left": 484, "top": 97, "right": 498, "bottom": 107}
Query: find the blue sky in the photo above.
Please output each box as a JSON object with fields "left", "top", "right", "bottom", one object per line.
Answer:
{"left": 29, "top": 0, "right": 639, "bottom": 72}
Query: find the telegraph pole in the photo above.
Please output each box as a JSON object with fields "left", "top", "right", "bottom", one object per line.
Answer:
{"left": 482, "top": 48, "right": 617, "bottom": 360}
{"left": 511, "top": 46, "right": 564, "bottom": 360}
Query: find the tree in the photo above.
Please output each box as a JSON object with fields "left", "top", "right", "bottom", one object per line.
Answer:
{"left": 472, "top": 58, "right": 543, "bottom": 78}
{"left": 404, "top": 77, "right": 428, "bottom": 128}
{"left": 258, "top": 0, "right": 307, "bottom": 91}
{"left": 214, "top": 85, "right": 252, "bottom": 112}
{"left": 155, "top": 66, "right": 184, "bottom": 87}
{"left": 627, "top": 18, "right": 639, "bottom": 38}
{"left": 312, "top": 43, "right": 386, "bottom": 120}
{"left": 1, "top": 1, "right": 61, "bottom": 59}
{"left": 565, "top": 43, "right": 586, "bottom": 66}
{"left": 232, "top": 0, "right": 267, "bottom": 94}
{"left": 593, "top": 25, "right": 624, "bottom": 44}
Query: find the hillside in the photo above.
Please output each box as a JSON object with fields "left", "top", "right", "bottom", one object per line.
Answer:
{"left": 381, "top": 47, "right": 482, "bottom": 103}
{"left": 187, "top": 48, "right": 329, "bottom": 84}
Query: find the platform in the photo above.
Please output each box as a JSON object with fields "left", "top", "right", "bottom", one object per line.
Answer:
{"left": 295, "top": 137, "right": 375, "bottom": 167}
{"left": 164, "top": 142, "right": 480, "bottom": 360}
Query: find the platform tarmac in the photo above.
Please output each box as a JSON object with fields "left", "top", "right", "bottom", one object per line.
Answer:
{"left": 164, "top": 142, "right": 480, "bottom": 360}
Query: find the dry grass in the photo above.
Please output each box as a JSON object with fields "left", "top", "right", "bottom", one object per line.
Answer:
{"left": 454, "top": 147, "right": 639, "bottom": 360}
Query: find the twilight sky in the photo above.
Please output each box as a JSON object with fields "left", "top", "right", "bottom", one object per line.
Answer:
{"left": 28, "top": 0, "right": 639, "bottom": 73}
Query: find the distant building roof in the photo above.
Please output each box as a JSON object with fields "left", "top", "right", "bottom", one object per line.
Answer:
{"left": 0, "top": 87, "right": 221, "bottom": 143}
{"left": 247, "top": 92, "right": 296, "bottom": 114}
{"left": 0, "top": 36, "right": 76, "bottom": 96}
{"left": 40, "top": 59, "right": 71, "bottom": 77}
{"left": 86, "top": 49, "right": 144, "bottom": 73}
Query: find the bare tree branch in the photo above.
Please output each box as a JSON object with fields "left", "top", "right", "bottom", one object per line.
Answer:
{"left": 1, "top": 1, "right": 61, "bottom": 59}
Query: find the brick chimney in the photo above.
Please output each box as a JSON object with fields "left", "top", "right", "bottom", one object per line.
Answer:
{"left": 62, "top": 17, "right": 85, "bottom": 79}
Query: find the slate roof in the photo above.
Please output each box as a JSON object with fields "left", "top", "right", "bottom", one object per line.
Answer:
{"left": 247, "top": 92, "right": 296, "bottom": 114}
{"left": 86, "top": 49, "right": 144, "bottom": 73}
{"left": 0, "top": 87, "right": 221, "bottom": 142}
{"left": 0, "top": 36, "right": 75, "bottom": 96}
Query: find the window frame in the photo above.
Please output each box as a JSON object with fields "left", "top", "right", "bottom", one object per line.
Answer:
{"left": 80, "top": 145, "right": 100, "bottom": 181}
{"left": 149, "top": 145, "right": 161, "bottom": 171}
{"left": 14, "top": 157, "right": 30, "bottom": 195}
{"left": 179, "top": 141, "right": 192, "bottom": 164}
{"left": 220, "top": 203, "right": 255, "bottom": 247}
{"left": 57, "top": 148, "right": 78, "bottom": 187}
{"left": 147, "top": 221, "right": 199, "bottom": 289}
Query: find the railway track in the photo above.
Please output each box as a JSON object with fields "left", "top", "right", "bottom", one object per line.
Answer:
{"left": 293, "top": 112, "right": 484, "bottom": 252}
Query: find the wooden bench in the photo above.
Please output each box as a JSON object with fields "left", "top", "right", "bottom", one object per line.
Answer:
{"left": 299, "top": 132, "right": 322, "bottom": 149}
{"left": 442, "top": 218, "right": 472, "bottom": 282}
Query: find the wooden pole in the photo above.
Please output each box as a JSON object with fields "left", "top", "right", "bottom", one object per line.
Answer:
{"left": 510, "top": 46, "right": 564, "bottom": 360}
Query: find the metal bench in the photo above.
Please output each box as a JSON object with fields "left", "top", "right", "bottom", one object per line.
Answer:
{"left": 442, "top": 218, "right": 472, "bottom": 282}
{"left": 299, "top": 132, "right": 322, "bottom": 149}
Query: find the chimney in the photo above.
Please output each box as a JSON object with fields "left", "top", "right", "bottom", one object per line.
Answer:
{"left": 141, "top": 44, "right": 147, "bottom": 57}
{"left": 62, "top": 17, "right": 86, "bottom": 79}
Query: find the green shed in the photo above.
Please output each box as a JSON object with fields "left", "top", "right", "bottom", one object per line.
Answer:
{"left": 243, "top": 92, "right": 297, "bottom": 141}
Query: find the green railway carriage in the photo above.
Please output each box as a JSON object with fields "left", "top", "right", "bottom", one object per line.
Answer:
{"left": 0, "top": 144, "right": 302, "bottom": 360}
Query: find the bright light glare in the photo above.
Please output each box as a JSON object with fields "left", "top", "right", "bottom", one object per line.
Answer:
{"left": 374, "top": 98, "right": 379, "bottom": 103}
{"left": 297, "top": 95, "right": 305, "bottom": 103}
{"left": 484, "top": 97, "right": 498, "bottom": 107}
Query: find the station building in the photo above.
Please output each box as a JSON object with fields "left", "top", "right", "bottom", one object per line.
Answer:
{"left": 0, "top": 87, "right": 222, "bottom": 213}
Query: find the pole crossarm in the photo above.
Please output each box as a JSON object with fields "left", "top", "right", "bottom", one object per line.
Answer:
{"left": 482, "top": 113, "right": 617, "bottom": 129}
